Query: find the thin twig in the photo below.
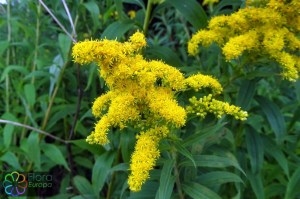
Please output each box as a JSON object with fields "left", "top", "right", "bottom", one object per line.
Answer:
{"left": 0, "top": 119, "right": 68, "bottom": 144}
{"left": 38, "top": 0, "right": 76, "bottom": 43}
{"left": 61, "top": 0, "right": 77, "bottom": 40}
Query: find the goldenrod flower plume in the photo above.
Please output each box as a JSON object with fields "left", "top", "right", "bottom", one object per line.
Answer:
{"left": 72, "top": 31, "right": 247, "bottom": 192}
{"left": 188, "top": 0, "right": 300, "bottom": 81}
{"left": 128, "top": 127, "right": 169, "bottom": 191}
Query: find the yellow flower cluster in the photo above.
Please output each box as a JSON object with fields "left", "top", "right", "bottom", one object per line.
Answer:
{"left": 128, "top": 126, "right": 169, "bottom": 191}
{"left": 72, "top": 32, "right": 247, "bottom": 192}
{"left": 186, "top": 95, "right": 248, "bottom": 121}
{"left": 188, "top": 0, "right": 300, "bottom": 81}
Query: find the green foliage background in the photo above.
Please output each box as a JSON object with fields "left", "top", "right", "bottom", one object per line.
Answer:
{"left": 0, "top": 0, "right": 299, "bottom": 198}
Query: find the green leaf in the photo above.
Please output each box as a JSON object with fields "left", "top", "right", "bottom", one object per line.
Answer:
{"left": 0, "top": 65, "right": 28, "bottom": 82}
{"left": 47, "top": 104, "right": 76, "bottom": 130}
{"left": 110, "top": 163, "right": 129, "bottom": 172}
{"left": 165, "top": 0, "right": 207, "bottom": 29}
{"left": 101, "top": 20, "right": 134, "bottom": 40}
{"left": 73, "top": 175, "right": 96, "bottom": 198}
{"left": 0, "top": 151, "right": 22, "bottom": 171}
{"left": 74, "top": 156, "right": 94, "bottom": 169}
{"left": 197, "top": 171, "right": 243, "bottom": 186}
{"left": 70, "top": 139, "right": 104, "bottom": 155}
{"left": 49, "top": 54, "right": 63, "bottom": 96}
{"left": 173, "top": 141, "right": 196, "bottom": 167}
{"left": 285, "top": 167, "right": 300, "bottom": 199}
{"left": 256, "top": 96, "right": 286, "bottom": 143}
{"left": 247, "top": 172, "right": 264, "bottom": 199}
{"left": 42, "top": 143, "right": 70, "bottom": 171}
{"left": 83, "top": 1, "right": 100, "bottom": 31}
{"left": 179, "top": 155, "right": 245, "bottom": 175}
{"left": 245, "top": 126, "right": 263, "bottom": 174}
{"left": 265, "top": 183, "right": 285, "bottom": 199}
{"left": 120, "top": 130, "right": 135, "bottom": 162}
{"left": 24, "top": 83, "right": 36, "bottom": 106}
{"left": 92, "top": 151, "right": 115, "bottom": 194}
{"left": 157, "top": 159, "right": 175, "bottom": 199}
{"left": 3, "top": 124, "right": 14, "bottom": 148}
{"left": 236, "top": 79, "right": 257, "bottom": 110}
{"left": 183, "top": 123, "right": 225, "bottom": 147}
{"left": 145, "top": 46, "right": 183, "bottom": 68}
{"left": 24, "top": 71, "right": 50, "bottom": 80}
{"left": 24, "top": 132, "right": 41, "bottom": 170}
{"left": 262, "top": 136, "right": 289, "bottom": 177}
{"left": 182, "top": 182, "right": 222, "bottom": 199}
{"left": 129, "top": 181, "right": 159, "bottom": 199}
{"left": 0, "top": 40, "right": 9, "bottom": 56}
{"left": 213, "top": 0, "right": 242, "bottom": 15}
{"left": 58, "top": 34, "right": 72, "bottom": 62}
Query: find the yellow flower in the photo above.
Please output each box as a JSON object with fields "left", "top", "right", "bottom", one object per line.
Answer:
{"left": 128, "top": 126, "right": 168, "bottom": 192}
{"left": 186, "top": 95, "right": 248, "bottom": 121}
{"left": 188, "top": 0, "right": 300, "bottom": 81}
{"left": 72, "top": 32, "right": 247, "bottom": 192}
{"left": 222, "top": 30, "right": 258, "bottom": 60}
{"left": 128, "top": 10, "right": 136, "bottom": 19}
{"left": 184, "top": 73, "right": 223, "bottom": 94}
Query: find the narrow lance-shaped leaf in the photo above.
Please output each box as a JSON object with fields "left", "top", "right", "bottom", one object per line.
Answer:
{"left": 262, "top": 135, "right": 289, "bottom": 177}
{"left": 92, "top": 151, "right": 115, "bottom": 194}
{"left": 165, "top": 0, "right": 208, "bottom": 29}
{"left": 285, "top": 167, "right": 300, "bottom": 199}
{"left": 255, "top": 96, "right": 286, "bottom": 143}
{"left": 236, "top": 79, "right": 257, "bottom": 110}
{"left": 197, "top": 171, "right": 244, "bottom": 186}
{"left": 182, "top": 182, "right": 222, "bottom": 199}
{"left": 247, "top": 172, "right": 265, "bottom": 199}
{"left": 42, "top": 143, "right": 70, "bottom": 171}
{"left": 157, "top": 159, "right": 175, "bottom": 199}
{"left": 245, "top": 126, "right": 264, "bottom": 174}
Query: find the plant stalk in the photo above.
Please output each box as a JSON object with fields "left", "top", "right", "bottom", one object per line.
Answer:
{"left": 172, "top": 151, "right": 185, "bottom": 199}
{"left": 5, "top": 0, "right": 11, "bottom": 113}
{"left": 31, "top": 2, "right": 41, "bottom": 84}
{"left": 143, "top": 0, "right": 153, "bottom": 36}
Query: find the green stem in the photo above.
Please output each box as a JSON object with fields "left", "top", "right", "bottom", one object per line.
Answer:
{"left": 5, "top": 0, "right": 11, "bottom": 113}
{"left": 31, "top": 2, "right": 41, "bottom": 84}
{"left": 143, "top": 0, "right": 153, "bottom": 36}
{"left": 172, "top": 151, "right": 185, "bottom": 199}
{"left": 106, "top": 144, "right": 122, "bottom": 199}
